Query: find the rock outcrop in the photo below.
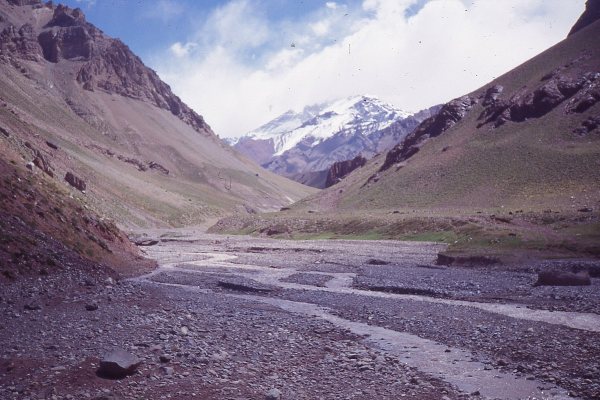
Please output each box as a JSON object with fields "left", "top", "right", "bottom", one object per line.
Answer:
{"left": 1, "top": 2, "right": 212, "bottom": 136}
{"left": 379, "top": 96, "right": 476, "bottom": 172}
{"left": 477, "top": 73, "right": 598, "bottom": 128}
{"left": 325, "top": 155, "right": 367, "bottom": 187}
{"left": 0, "top": 22, "right": 41, "bottom": 61}
{"left": 573, "top": 115, "right": 600, "bottom": 135}
{"left": 569, "top": 0, "right": 600, "bottom": 36}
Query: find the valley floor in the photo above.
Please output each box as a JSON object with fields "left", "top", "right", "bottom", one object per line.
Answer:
{"left": 1, "top": 232, "right": 599, "bottom": 399}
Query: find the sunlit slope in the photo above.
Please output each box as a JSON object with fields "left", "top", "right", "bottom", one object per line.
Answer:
{"left": 0, "top": 1, "right": 315, "bottom": 227}
{"left": 297, "top": 20, "right": 600, "bottom": 213}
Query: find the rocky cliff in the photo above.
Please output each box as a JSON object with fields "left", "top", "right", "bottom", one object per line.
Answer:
{"left": 325, "top": 155, "right": 367, "bottom": 188}
{"left": 0, "top": 1, "right": 211, "bottom": 134}
{"left": 569, "top": 0, "right": 600, "bottom": 36}
{"left": 0, "top": 0, "right": 315, "bottom": 227}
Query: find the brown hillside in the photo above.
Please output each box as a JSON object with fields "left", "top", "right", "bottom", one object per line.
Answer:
{"left": 298, "top": 19, "right": 600, "bottom": 214}
{"left": 0, "top": 1, "right": 315, "bottom": 228}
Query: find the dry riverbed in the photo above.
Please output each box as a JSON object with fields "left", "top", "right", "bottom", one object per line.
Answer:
{"left": 1, "top": 231, "right": 599, "bottom": 399}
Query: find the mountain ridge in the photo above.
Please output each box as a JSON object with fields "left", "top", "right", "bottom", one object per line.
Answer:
{"left": 0, "top": 0, "right": 315, "bottom": 228}
{"left": 232, "top": 95, "right": 438, "bottom": 188}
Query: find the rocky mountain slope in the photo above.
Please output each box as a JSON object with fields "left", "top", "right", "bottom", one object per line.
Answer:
{"left": 0, "top": 0, "right": 314, "bottom": 228}
{"left": 294, "top": 8, "right": 600, "bottom": 214}
{"left": 211, "top": 3, "right": 600, "bottom": 261}
{"left": 231, "top": 95, "right": 438, "bottom": 188}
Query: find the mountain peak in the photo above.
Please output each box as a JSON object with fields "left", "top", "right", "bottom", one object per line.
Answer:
{"left": 243, "top": 95, "right": 408, "bottom": 156}
{"left": 232, "top": 95, "right": 437, "bottom": 187}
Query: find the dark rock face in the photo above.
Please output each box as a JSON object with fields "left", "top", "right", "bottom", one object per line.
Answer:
{"left": 573, "top": 115, "right": 600, "bottom": 135}
{"left": 380, "top": 96, "right": 476, "bottom": 172}
{"left": 97, "top": 348, "right": 141, "bottom": 379}
{"left": 569, "top": 0, "right": 600, "bottom": 36}
{"left": 36, "top": 5, "right": 95, "bottom": 63}
{"left": 75, "top": 39, "right": 210, "bottom": 134}
{"left": 565, "top": 74, "right": 600, "bottom": 113}
{"left": 482, "top": 85, "right": 504, "bottom": 106}
{"left": 38, "top": 25, "right": 93, "bottom": 62}
{"left": 148, "top": 162, "right": 169, "bottom": 175}
{"left": 64, "top": 171, "right": 86, "bottom": 191}
{"left": 0, "top": 23, "right": 41, "bottom": 61}
{"left": 325, "top": 155, "right": 366, "bottom": 188}
{"left": 535, "top": 271, "right": 591, "bottom": 286}
{"left": 1, "top": 2, "right": 212, "bottom": 136}
{"left": 478, "top": 72, "right": 599, "bottom": 129}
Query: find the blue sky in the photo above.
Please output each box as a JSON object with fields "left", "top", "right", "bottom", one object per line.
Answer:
{"left": 61, "top": 1, "right": 586, "bottom": 138}
{"left": 62, "top": 0, "right": 357, "bottom": 60}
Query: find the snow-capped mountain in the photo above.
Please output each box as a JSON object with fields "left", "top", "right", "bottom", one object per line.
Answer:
{"left": 230, "top": 95, "right": 439, "bottom": 188}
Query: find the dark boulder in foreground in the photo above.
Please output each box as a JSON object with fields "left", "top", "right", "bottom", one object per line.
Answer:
{"left": 535, "top": 271, "right": 591, "bottom": 286}
{"left": 97, "top": 348, "right": 141, "bottom": 379}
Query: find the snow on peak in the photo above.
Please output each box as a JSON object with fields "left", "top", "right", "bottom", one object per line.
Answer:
{"left": 239, "top": 95, "right": 411, "bottom": 155}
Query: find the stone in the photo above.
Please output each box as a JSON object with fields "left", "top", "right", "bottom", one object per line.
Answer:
{"left": 134, "top": 239, "right": 159, "bottom": 246}
{"left": 217, "top": 278, "right": 273, "bottom": 293}
{"left": 366, "top": 258, "right": 389, "bottom": 266}
{"left": 535, "top": 270, "right": 591, "bottom": 286}
{"left": 65, "top": 171, "right": 86, "bottom": 191}
{"left": 159, "top": 354, "right": 171, "bottom": 363}
{"left": 97, "top": 348, "right": 141, "bottom": 379}
{"left": 24, "top": 302, "right": 41, "bottom": 310}
{"left": 85, "top": 302, "right": 98, "bottom": 311}
{"left": 46, "top": 141, "right": 59, "bottom": 150}
{"left": 33, "top": 150, "right": 54, "bottom": 177}
{"left": 265, "top": 388, "right": 282, "bottom": 400}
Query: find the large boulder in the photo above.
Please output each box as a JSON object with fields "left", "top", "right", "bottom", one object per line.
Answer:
{"left": 97, "top": 348, "right": 141, "bottom": 379}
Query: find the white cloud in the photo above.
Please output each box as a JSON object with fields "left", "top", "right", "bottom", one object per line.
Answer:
{"left": 142, "top": 0, "right": 185, "bottom": 23}
{"left": 154, "top": 0, "right": 586, "bottom": 138}
{"left": 169, "top": 42, "right": 197, "bottom": 58}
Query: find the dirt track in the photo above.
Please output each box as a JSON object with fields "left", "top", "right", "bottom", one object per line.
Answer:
{"left": 1, "top": 231, "right": 599, "bottom": 399}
